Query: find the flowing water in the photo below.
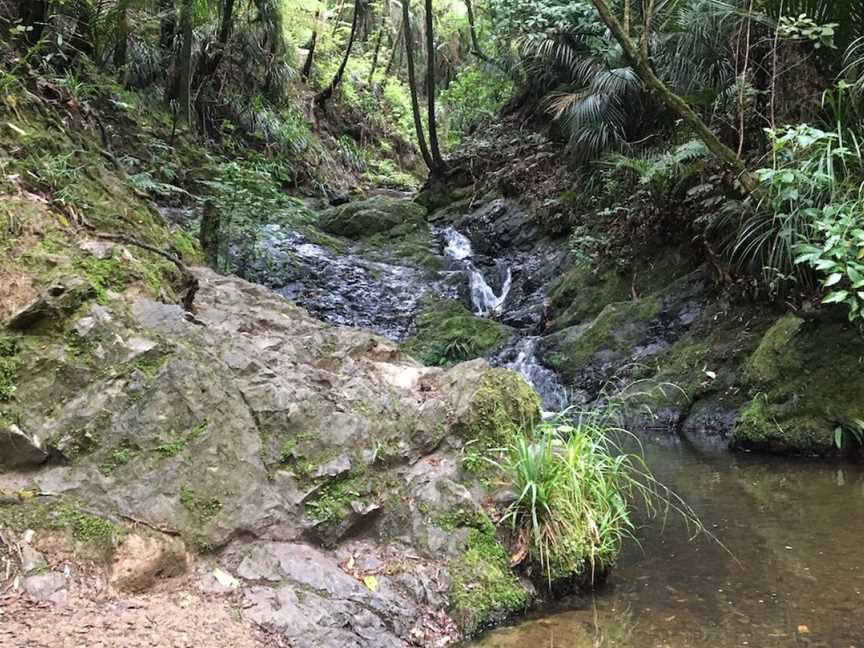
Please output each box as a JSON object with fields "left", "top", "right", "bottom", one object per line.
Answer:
{"left": 244, "top": 214, "right": 864, "bottom": 647}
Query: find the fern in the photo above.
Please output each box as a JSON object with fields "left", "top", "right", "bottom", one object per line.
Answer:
{"left": 602, "top": 140, "right": 709, "bottom": 196}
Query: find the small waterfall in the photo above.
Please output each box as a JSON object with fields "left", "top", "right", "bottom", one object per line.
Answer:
{"left": 441, "top": 227, "right": 512, "bottom": 316}
{"left": 501, "top": 336, "right": 569, "bottom": 414}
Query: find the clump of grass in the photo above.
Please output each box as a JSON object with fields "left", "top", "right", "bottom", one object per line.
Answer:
{"left": 498, "top": 409, "right": 700, "bottom": 586}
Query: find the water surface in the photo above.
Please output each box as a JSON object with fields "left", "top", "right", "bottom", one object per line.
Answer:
{"left": 471, "top": 441, "right": 864, "bottom": 648}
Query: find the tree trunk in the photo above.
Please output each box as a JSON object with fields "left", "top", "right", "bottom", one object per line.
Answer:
{"left": 20, "top": 0, "right": 50, "bottom": 44}
{"left": 316, "top": 1, "right": 361, "bottom": 111}
{"left": 159, "top": 0, "right": 177, "bottom": 57}
{"left": 464, "top": 0, "right": 489, "bottom": 62}
{"left": 424, "top": 0, "right": 446, "bottom": 173}
{"left": 113, "top": 0, "right": 130, "bottom": 68}
{"left": 177, "top": 0, "right": 194, "bottom": 126}
{"left": 199, "top": 201, "right": 222, "bottom": 270}
{"left": 384, "top": 17, "right": 405, "bottom": 77}
{"left": 590, "top": 0, "right": 756, "bottom": 193}
{"left": 302, "top": 10, "right": 321, "bottom": 80}
{"left": 402, "top": 0, "right": 434, "bottom": 171}
{"left": 199, "top": 0, "right": 236, "bottom": 81}
{"left": 368, "top": 17, "right": 385, "bottom": 85}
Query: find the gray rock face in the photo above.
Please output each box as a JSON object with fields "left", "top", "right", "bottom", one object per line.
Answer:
{"left": 4, "top": 267, "right": 537, "bottom": 646}
{"left": 23, "top": 571, "right": 68, "bottom": 603}
{"left": 5, "top": 277, "right": 95, "bottom": 331}
{"left": 0, "top": 423, "right": 48, "bottom": 469}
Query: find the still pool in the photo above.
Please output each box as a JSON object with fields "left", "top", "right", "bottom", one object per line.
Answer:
{"left": 469, "top": 440, "right": 864, "bottom": 648}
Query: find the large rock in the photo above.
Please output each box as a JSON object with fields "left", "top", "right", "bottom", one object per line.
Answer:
{"left": 0, "top": 423, "right": 48, "bottom": 469}
{"left": 319, "top": 196, "right": 427, "bottom": 239}
{"left": 2, "top": 267, "right": 541, "bottom": 645}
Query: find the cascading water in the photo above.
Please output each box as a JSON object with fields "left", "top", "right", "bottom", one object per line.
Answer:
{"left": 441, "top": 227, "right": 512, "bottom": 316}
{"left": 440, "top": 226, "right": 569, "bottom": 413}
{"left": 499, "top": 336, "right": 569, "bottom": 413}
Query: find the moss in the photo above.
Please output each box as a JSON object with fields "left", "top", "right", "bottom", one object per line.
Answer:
{"left": 155, "top": 421, "right": 207, "bottom": 458}
{"left": 448, "top": 514, "right": 529, "bottom": 636}
{"left": 0, "top": 499, "right": 120, "bottom": 557}
{"left": 733, "top": 315, "right": 864, "bottom": 454}
{"left": 0, "top": 336, "right": 20, "bottom": 401}
{"left": 547, "top": 266, "right": 630, "bottom": 331}
{"left": 319, "top": 195, "right": 428, "bottom": 239}
{"left": 401, "top": 300, "right": 508, "bottom": 367}
{"left": 360, "top": 216, "right": 443, "bottom": 271}
{"left": 304, "top": 474, "right": 364, "bottom": 525}
{"left": 456, "top": 369, "right": 540, "bottom": 474}
{"left": 74, "top": 256, "right": 128, "bottom": 303}
{"left": 179, "top": 486, "right": 222, "bottom": 525}
{"left": 544, "top": 299, "right": 661, "bottom": 382}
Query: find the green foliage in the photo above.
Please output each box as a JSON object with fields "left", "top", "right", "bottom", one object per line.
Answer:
{"left": 497, "top": 413, "right": 649, "bottom": 584}
{"left": 737, "top": 122, "right": 864, "bottom": 305}
{"left": 441, "top": 67, "right": 513, "bottom": 145}
{"left": 777, "top": 14, "right": 838, "bottom": 49}
{"left": 74, "top": 256, "right": 128, "bottom": 303}
{"left": 0, "top": 336, "right": 20, "bottom": 401}
{"left": 602, "top": 140, "right": 709, "bottom": 197}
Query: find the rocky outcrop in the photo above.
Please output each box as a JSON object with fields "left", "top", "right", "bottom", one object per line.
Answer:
{"left": 0, "top": 266, "right": 542, "bottom": 646}
{"left": 320, "top": 195, "right": 427, "bottom": 239}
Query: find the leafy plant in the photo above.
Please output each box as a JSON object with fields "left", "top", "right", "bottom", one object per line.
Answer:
{"left": 602, "top": 139, "right": 709, "bottom": 197}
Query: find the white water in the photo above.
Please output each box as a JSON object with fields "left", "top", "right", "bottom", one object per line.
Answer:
{"left": 502, "top": 336, "right": 569, "bottom": 414}
{"left": 441, "top": 227, "right": 512, "bottom": 316}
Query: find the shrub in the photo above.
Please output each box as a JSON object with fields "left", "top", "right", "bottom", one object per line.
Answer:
{"left": 498, "top": 410, "right": 689, "bottom": 585}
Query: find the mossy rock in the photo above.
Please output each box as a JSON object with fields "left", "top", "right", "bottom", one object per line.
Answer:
{"left": 732, "top": 315, "right": 864, "bottom": 455}
{"left": 546, "top": 266, "right": 630, "bottom": 332}
{"left": 542, "top": 298, "right": 661, "bottom": 386}
{"left": 455, "top": 368, "right": 541, "bottom": 458}
{"left": 447, "top": 512, "right": 530, "bottom": 636}
{"left": 319, "top": 195, "right": 427, "bottom": 239}
{"left": 358, "top": 214, "right": 443, "bottom": 271}
{"left": 401, "top": 300, "right": 508, "bottom": 366}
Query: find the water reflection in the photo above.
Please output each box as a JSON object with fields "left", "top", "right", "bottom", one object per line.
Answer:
{"left": 471, "top": 442, "right": 864, "bottom": 648}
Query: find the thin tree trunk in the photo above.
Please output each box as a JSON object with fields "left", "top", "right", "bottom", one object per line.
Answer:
{"left": 424, "top": 0, "right": 446, "bottom": 173}
{"left": 177, "top": 0, "right": 194, "bottom": 126}
{"left": 590, "top": 0, "right": 756, "bottom": 192}
{"left": 199, "top": 201, "right": 222, "bottom": 270}
{"left": 384, "top": 17, "right": 405, "bottom": 77}
{"left": 316, "top": 1, "right": 361, "bottom": 110}
{"left": 159, "top": 0, "right": 176, "bottom": 57}
{"left": 464, "top": 0, "right": 488, "bottom": 62}
{"left": 402, "top": 0, "right": 434, "bottom": 171}
{"left": 113, "top": 0, "right": 130, "bottom": 68}
{"left": 199, "top": 0, "right": 236, "bottom": 80}
{"left": 20, "top": 0, "right": 50, "bottom": 44}
{"left": 302, "top": 10, "right": 321, "bottom": 80}
{"left": 368, "top": 17, "right": 385, "bottom": 85}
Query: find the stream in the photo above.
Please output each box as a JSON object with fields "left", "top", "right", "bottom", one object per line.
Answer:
{"left": 246, "top": 214, "right": 864, "bottom": 647}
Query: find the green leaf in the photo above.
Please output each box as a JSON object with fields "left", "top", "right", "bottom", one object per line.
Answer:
{"left": 823, "top": 273, "right": 844, "bottom": 287}
{"left": 822, "top": 290, "right": 850, "bottom": 304}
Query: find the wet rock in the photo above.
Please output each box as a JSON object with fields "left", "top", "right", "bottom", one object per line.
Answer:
{"left": 319, "top": 196, "right": 426, "bottom": 239}
{"left": 0, "top": 423, "right": 48, "bottom": 469}
{"left": 5, "top": 277, "right": 95, "bottom": 330}
{"left": 681, "top": 400, "right": 736, "bottom": 453}
{"left": 110, "top": 533, "right": 187, "bottom": 592}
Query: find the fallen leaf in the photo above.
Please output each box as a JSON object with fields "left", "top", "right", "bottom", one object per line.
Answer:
{"left": 797, "top": 624, "right": 810, "bottom": 634}
{"left": 212, "top": 567, "right": 239, "bottom": 589}
{"left": 363, "top": 575, "right": 378, "bottom": 592}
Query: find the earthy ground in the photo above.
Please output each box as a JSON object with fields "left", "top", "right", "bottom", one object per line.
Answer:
{"left": 0, "top": 588, "right": 287, "bottom": 648}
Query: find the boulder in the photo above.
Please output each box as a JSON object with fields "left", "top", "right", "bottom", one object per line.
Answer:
{"left": 5, "top": 277, "right": 95, "bottom": 331}
{"left": 0, "top": 424, "right": 48, "bottom": 469}
{"left": 319, "top": 196, "right": 427, "bottom": 239}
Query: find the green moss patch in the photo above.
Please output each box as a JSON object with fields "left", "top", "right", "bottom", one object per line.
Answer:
{"left": 319, "top": 195, "right": 427, "bottom": 239}
{"left": 179, "top": 486, "right": 223, "bottom": 526}
{"left": 0, "top": 498, "right": 121, "bottom": 558}
{"left": 402, "top": 300, "right": 508, "bottom": 367}
{"left": 544, "top": 299, "right": 660, "bottom": 382}
{"left": 448, "top": 513, "right": 529, "bottom": 636}
{"left": 0, "top": 336, "right": 20, "bottom": 401}
{"left": 733, "top": 315, "right": 864, "bottom": 454}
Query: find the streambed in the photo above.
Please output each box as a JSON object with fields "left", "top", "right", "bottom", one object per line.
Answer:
{"left": 469, "top": 442, "right": 864, "bottom": 647}
{"left": 243, "top": 208, "right": 863, "bottom": 647}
